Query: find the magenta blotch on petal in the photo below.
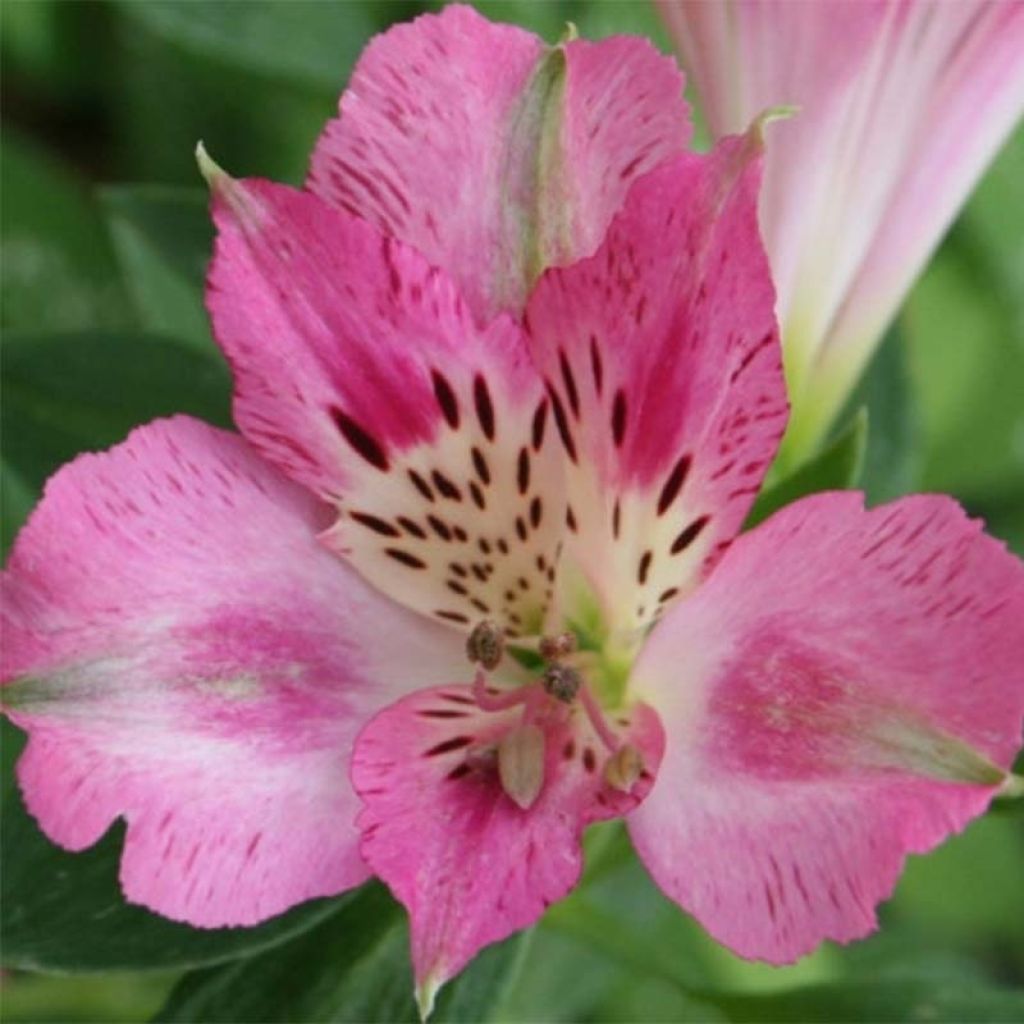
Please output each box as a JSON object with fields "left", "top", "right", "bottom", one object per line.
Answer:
{"left": 1, "top": 418, "right": 468, "bottom": 926}
{"left": 628, "top": 492, "right": 1024, "bottom": 962}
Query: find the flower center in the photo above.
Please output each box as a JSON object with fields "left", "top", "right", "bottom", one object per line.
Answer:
{"left": 464, "top": 620, "right": 644, "bottom": 809}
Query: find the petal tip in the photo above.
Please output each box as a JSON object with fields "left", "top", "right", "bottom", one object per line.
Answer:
{"left": 195, "top": 140, "right": 226, "bottom": 188}
{"left": 415, "top": 971, "right": 443, "bottom": 1022}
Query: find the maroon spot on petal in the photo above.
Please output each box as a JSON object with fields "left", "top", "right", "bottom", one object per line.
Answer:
{"left": 385, "top": 548, "right": 427, "bottom": 569}
{"left": 637, "top": 550, "right": 653, "bottom": 585}
{"left": 447, "top": 580, "right": 469, "bottom": 596}
{"left": 517, "top": 448, "right": 531, "bottom": 495}
{"left": 470, "top": 598, "right": 490, "bottom": 614}
{"left": 589, "top": 335, "right": 604, "bottom": 396}
{"left": 671, "top": 515, "right": 709, "bottom": 555}
{"left": 582, "top": 747, "right": 597, "bottom": 773}
{"left": 330, "top": 407, "right": 389, "bottom": 471}
{"left": 396, "top": 516, "right": 427, "bottom": 539}
{"left": 449, "top": 561, "right": 468, "bottom": 578}
{"left": 418, "top": 709, "right": 469, "bottom": 719}
{"left": 657, "top": 454, "right": 692, "bottom": 516}
{"left": 408, "top": 468, "right": 435, "bottom": 502}
{"left": 473, "top": 373, "right": 496, "bottom": 441}
{"left": 516, "top": 517, "right": 528, "bottom": 542}
{"left": 530, "top": 496, "right": 543, "bottom": 529}
{"left": 424, "top": 735, "right": 474, "bottom": 757}
{"left": 559, "top": 349, "right": 580, "bottom": 419}
{"left": 658, "top": 587, "right": 679, "bottom": 603}
{"left": 469, "top": 482, "right": 486, "bottom": 510}
{"left": 612, "top": 500, "right": 621, "bottom": 539}
{"left": 471, "top": 446, "right": 491, "bottom": 485}
{"left": 432, "top": 469, "right": 462, "bottom": 501}
{"left": 497, "top": 538, "right": 509, "bottom": 555}
{"left": 531, "top": 399, "right": 549, "bottom": 451}
{"left": 446, "top": 763, "right": 473, "bottom": 780}
{"left": 563, "top": 739, "right": 576, "bottom": 760}
{"left": 452, "top": 526, "right": 468, "bottom": 542}
{"left": 611, "top": 390, "right": 627, "bottom": 447}
{"left": 350, "top": 511, "right": 400, "bottom": 537}
{"left": 547, "top": 384, "right": 578, "bottom": 462}
{"left": 436, "top": 608, "right": 470, "bottom": 624}
{"left": 566, "top": 506, "right": 578, "bottom": 532}
{"left": 427, "top": 515, "right": 452, "bottom": 541}
{"left": 431, "top": 369, "right": 460, "bottom": 429}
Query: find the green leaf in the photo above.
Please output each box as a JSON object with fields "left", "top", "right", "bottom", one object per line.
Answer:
{"left": 100, "top": 186, "right": 216, "bottom": 354}
{"left": 155, "top": 882, "right": 526, "bottom": 1023}
{"left": 746, "top": 408, "right": 867, "bottom": 529}
{"left": 1, "top": 457, "right": 36, "bottom": 558}
{"left": 0, "top": 330, "right": 231, "bottom": 492}
{"left": 119, "top": 0, "right": 381, "bottom": 93}
{"left": 714, "top": 978, "right": 1024, "bottom": 1023}
{"left": 0, "top": 719, "right": 345, "bottom": 972}
{"left": 1, "top": 131, "right": 130, "bottom": 332}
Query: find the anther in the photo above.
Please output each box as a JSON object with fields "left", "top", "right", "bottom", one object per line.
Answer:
{"left": 603, "top": 744, "right": 644, "bottom": 792}
{"left": 466, "top": 619, "right": 504, "bottom": 670}
{"left": 539, "top": 631, "right": 578, "bottom": 662}
{"left": 542, "top": 663, "right": 582, "bottom": 703}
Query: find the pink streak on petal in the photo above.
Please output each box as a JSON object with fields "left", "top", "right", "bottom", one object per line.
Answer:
{"left": 352, "top": 684, "right": 664, "bottom": 994}
{"left": 2, "top": 417, "right": 467, "bottom": 927}
{"left": 524, "top": 140, "right": 786, "bottom": 630}
{"left": 308, "top": 4, "right": 690, "bottom": 322}
{"left": 629, "top": 492, "right": 1024, "bottom": 963}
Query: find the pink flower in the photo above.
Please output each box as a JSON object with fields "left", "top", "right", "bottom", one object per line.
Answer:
{"left": 659, "top": 0, "right": 1024, "bottom": 467}
{"left": 3, "top": 5, "right": 1023, "bottom": 1015}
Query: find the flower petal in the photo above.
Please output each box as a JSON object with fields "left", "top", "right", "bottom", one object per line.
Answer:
{"left": 661, "top": 0, "right": 1024, "bottom": 460}
{"left": 351, "top": 683, "right": 664, "bottom": 1007}
{"left": 308, "top": 3, "right": 691, "bottom": 322}
{"left": 523, "top": 137, "right": 786, "bottom": 638}
{"left": 206, "top": 176, "right": 566, "bottom": 638}
{"left": 1, "top": 417, "right": 467, "bottom": 926}
{"left": 628, "top": 492, "right": 1024, "bottom": 963}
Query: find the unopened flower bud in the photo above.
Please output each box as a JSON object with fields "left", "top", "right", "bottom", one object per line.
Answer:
{"left": 542, "top": 663, "right": 582, "bottom": 703}
{"left": 498, "top": 724, "right": 545, "bottom": 810}
{"left": 604, "top": 744, "right": 643, "bottom": 792}
{"left": 466, "top": 620, "right": 504, "bottom": 670}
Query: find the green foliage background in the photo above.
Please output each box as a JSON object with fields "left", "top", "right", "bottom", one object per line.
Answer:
{"left": 2, "top": 2, "right": 1022, "bottom": 1021}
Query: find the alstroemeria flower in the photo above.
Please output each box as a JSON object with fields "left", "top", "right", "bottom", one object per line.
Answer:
{"left": 659, "top": 0, "right": 1024, "bottom": 466}
{"left": 3, "top": 6, "right": 1024, "bottom": 1017}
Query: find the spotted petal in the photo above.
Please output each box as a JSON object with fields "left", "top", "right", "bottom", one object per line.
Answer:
{"left": 206, "top": 175, "right": 565, "bottom": 637}
{"left": 352, "top": 683, "right": 664, "bottom": 1011}
{"left": 628, "top": 492, "right": 1024, "bottom": 963}
{"left": 308, "top": 3, "right": 691, "bottom": 322}
{"left": 524, "top": 135, "right": 786, "bottom": 640}
{"left": 1, "top": 417, "right": 468, "bottom": 926}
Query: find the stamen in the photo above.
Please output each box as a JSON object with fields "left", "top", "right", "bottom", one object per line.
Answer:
{"left": 604, "top": 744, "right": 644, "bottom": 792}
{"left": 466, "top": 619, "right": 504, "bottom": 670}
{"left": 578, "top": 685, "right": 619, "bottom": 752}
{"left": 542, "top": 663, "right": 582, "bottom": 703}
{"left": 539, "top": 632, "right": 578, "bottom": 661}
{"left": 471, "top": 669, "right": 531, "bottom": 712}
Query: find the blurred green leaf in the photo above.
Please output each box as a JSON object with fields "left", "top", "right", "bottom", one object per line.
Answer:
{"left": 100, "top": 185, "right": 215, "bottom": 353}
{"left": 118, "top": 1, "right": 379, "bottom": 94}
{"left": 714, "top": 978, "right": 1024, "bottom": 1023}
{"left": 1, "top": 330, "right": 231, "bottom": 492}
{"left": 746, "top": 409, "right": 867, "bottom": 529}
{"left": 1, "top": 457, "right": 36, "bottom": 558}
{"left": 0, "top": 720, "right": 347, "bottom": 973}
{"left": 155, "top": 883, "right": 526, "bottom": 1023}
{"left": 0, "top": 131, "right": 129, "bottom": 331}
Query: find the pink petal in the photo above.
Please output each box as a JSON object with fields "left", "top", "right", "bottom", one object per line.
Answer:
{"left": 523, "top": 137, "right": 786, "bottom": 636}
{"left": 206, "top": 175, "right": 565, "bottom": 637}
{"left": 352, "top": 683, "right": 664, "bottom": 1007}
{"left": 661, "top": 0, "right": 1024, "bottom": 459}
{"left": 308, "top": 4, "right": 690, "bottom": 322}
{"left": 628, "top": 492, "right": 1024, "bottom": 963}
{"left": 2, "top": 417, "right": 467, "bottom": 927}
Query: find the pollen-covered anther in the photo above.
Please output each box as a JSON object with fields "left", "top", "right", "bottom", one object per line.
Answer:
{"left": 539, "top": 631, "right": 578, "bottom": 662}
{"left": 542, "top": 663, "right": 582, "bottom": 703}
{"left": 466, "top": 619, "right": 504, "bottom": 670}
{"left": 603, "top": 743, "right": 644, "bottom": 793}
{"left": 497, "top": 724, "right": 546, "bottom": 810}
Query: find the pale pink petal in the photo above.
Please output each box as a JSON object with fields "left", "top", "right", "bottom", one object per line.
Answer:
{"left": 1, "top": 417, "right": 467, "bottom": 927}
{"left": 308, "top": 3, "right": 690, "bottom": 322}
{"left": 628, "top": 492, "right": 1024, "bottom": 962}
{"left": 352, "top": 683, "right": 664, "bottom": 1006}
{"left": 523, "top": 137, "right": 786, "bottom": 638}
{"left": 661, "top": 0, "right": 1024, "bottom": 461}
{"left": 206, "top": 174, "right": 565, "bottom": 637}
